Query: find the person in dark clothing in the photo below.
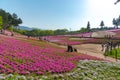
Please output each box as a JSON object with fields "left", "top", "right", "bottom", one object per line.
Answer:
{"left": 66, "top": 45, "right": 78, "bottom": 52}
{"left": 66, "top": 45, "right": 73, "bottom": 52}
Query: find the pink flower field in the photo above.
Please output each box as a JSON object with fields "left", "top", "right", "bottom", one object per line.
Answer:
{"left": 0, "top": 34, "right": 102, "bottom": 75}
{"left": 108, "top": 29, "right": 120, "bottom": 38}
{"left": 43, "top": 35, "right": 81, "bottom": 45}
{"left": 41, "top": 32, "right": 92, "bottom": 45}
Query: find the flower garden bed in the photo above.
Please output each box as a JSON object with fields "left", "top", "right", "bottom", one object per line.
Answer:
{"left": 0, "top": 35, "right": 102, "bottom": 76}
{"left": 0, "top": 33, "right": 119, "bottom": 80}
{"left": 0, "top": 60, "right": 120, "bottom": 80}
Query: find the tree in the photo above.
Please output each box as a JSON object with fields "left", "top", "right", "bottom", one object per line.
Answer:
{"left": 8, "top": 25, "right": 13, "bottom": 32}
{"left": 113, "top": 16, "right": 120, "bottom": 29}
{"left": 87, "top": 21, "right": 90, "bottom": 32}
{"left": 0, "top": 16, "right": 2, "bottom": 30}
{"left": 114, "top": 0, "right": 120, "bottom": 5}
{"left": 0, "top": 9, "right": 22, "bottom": 32}
{"left": 100, "top": 20, "right": 104, "bottom": 29}
{"left": 12, "top": 13, "right": 22, "bottom": 26}
{"left": 118, "top": 16, "right": 120, "bottom": 27}
{"left": 44, "top": 30, "right": 54, "bottom": 36}
{"left": 30, "top": 28, "right": 40, "bottom": 37}
{"left": 112, "top": 18, "right": 118, "bottom": 28}
{"left": 12, "top": 13, "right": 18, "bottom": 19}
{"left": 18, "top": 18, "right": 22, "bottom": 24}
{"left": 54, "top": 29, "right": 68, "bottom": 35}
{"left": 113, "top": 18, "right": 116, "bottom": 27}
{"left": 0, "top": 9, "right": 8, "bottom": 30}
{"left": 79, "top": 27, "right": 88, "bottom": 33}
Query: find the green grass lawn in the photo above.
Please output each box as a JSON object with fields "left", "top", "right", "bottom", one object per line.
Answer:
{"left": 106, "top": 48, "right": 120, "bottom": 59}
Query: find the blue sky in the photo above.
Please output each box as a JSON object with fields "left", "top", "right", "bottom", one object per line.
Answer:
{"left": 0, "top": 0, "right": 120, "bottom": 30}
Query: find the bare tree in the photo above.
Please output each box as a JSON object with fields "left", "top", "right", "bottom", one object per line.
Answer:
{"left": 114, "top": 0, "right": 120, "bottom": 5}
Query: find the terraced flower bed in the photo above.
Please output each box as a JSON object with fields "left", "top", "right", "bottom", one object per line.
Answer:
{"left": 0, "top": 35, "right": 101, "bottom": 75}
{"left": 41, "top": 32, "right": 95, "bottom": 45}
{"left": 42, "top": 36, "right": 81, "bottom": 45}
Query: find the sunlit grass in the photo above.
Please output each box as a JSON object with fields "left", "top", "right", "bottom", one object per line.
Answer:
{"left": 106, "top": 48, "right": 120, "bottom": 59}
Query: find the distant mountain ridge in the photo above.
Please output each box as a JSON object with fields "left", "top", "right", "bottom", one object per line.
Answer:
{"left": 17, "top": 26, "right": 33, "bottom": 31}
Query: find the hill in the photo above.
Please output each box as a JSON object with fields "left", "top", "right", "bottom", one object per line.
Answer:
{"left": 17, "top": 26, "right": 33, "bottom": 31}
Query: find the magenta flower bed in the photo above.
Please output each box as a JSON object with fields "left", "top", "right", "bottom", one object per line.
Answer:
{"left": 107, "top": 29, "right": 120, "bottom": 38}
{"left": 108, "top": 29, "right": 120, "bottom": 33}
{"left": 71, "top": 32, "right": 92, "bottom": 37}
{"left": 42, "top": 35, "right": 81, "bottom": 45}
{"left": 0, "top": 35, "right": 101, "bottom": 75}
{"left": 41, "top": 32, "right": 93, "bottom": 45}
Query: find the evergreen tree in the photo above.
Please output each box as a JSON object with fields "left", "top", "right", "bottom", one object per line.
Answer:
{"left": 87, "top": 21, "right": 90, "bottom": 32}
{"left": 100, "top": 20, "right": 104, "bottom": 29}
{"left": 113, "top": 15, "right": 120, "bottom": 29}
{"left": 113, "top": 18, "right": 116, "bottom": 28}
{"left": 112, "top": 18, "right": 118, "bottom": 28}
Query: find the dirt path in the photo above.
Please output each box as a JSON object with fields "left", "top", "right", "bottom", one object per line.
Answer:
{"left": 50, "top": 43, "right": 120, "bottom": 63}
{"left": 73, "top": 44, "right": 120, "bottom": 63}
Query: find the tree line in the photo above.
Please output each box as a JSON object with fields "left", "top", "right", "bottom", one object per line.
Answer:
{"left": 0, "top": 8, "right": 120, "bottom": 37}
{"left": 14, "top": 28, "right": 69, "bottom": 37}
{"left": 14, "top": 18, "right": 120, "bottom": 37}
{"left": 0, "top": 9, "right": 22, "bottom": 34}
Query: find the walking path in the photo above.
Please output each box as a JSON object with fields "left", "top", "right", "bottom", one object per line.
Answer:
{"left": 73, "top": 44, "right": 120, "bottom": 63}
{"left": 50, "top": 43, "right": 120, "bottom": 63}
